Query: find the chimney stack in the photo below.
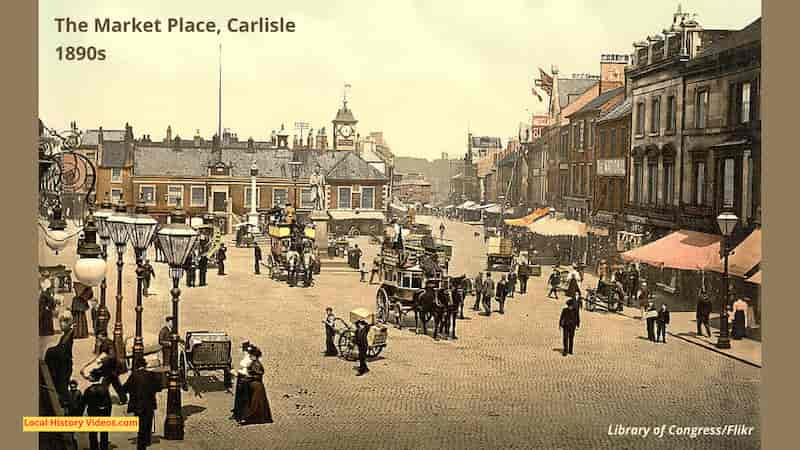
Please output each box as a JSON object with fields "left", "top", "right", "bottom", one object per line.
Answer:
{"left": 599, "top": 54, "right": 629, "bottom": 94}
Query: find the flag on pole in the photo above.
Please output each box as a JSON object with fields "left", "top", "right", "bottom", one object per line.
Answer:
{"left": 535, "top": 68, "right": 553, "bottom": 96}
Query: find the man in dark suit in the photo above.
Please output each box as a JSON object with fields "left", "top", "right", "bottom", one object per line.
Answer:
{"left": 122, "top": 358, "right": 163, "bottom": 450}
{"left": 82, "top": 368, "right": 112, "bottom": 450}
{"left": 482, "top": 272, "right": 495, "bottom": 316}
{"left": 696, "top": 291, "right": 713, "bottom": 337}
{"left": 496, "top": 275, "right": 508, "bottom": 314}
{"left": 355, "top": 320, "right": 371, "bottom": 376}
{"left": 217, "top": 244, "right": 227, "bottom": 276}
{"left": 559, "top": 299, "right": 580, "bottom": 356}
{"left": 254, "top": 244, "right": 262, "bottom": 274}
{"left": 198, "top": 253, "right": 208, "bottom": 286}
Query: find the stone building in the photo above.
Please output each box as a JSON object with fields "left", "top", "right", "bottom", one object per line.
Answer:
{"left": 624, "top": 11, "right": 760, "bottom": 246}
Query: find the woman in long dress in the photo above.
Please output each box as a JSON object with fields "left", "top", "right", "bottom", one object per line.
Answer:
{"left": 239, "top": 346, "right": 273, "bottom": 425}
{"left": 39, "top": 287, "right": 56, "bottom": 336}
{"left": 731, "top": 298, "right": 748, "bottom": 339}
{"left": 71, "top": 283, "right": 92, "bottom": 339}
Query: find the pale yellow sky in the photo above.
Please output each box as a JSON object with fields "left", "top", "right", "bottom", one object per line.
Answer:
{"left": 39, "top": 0, "right": 760, "bottom": 159}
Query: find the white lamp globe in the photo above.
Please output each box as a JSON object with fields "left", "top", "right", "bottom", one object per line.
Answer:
{"left": 73, "top": 257, "right": 107, "bottom": 287}
{"left": 45, "top": 229, "right": 70, "bottom": 254}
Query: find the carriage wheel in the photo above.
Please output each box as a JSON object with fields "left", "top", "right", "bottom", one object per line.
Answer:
{"left": 348, "top": 227, "right": 360, "bottom": 237}
{"left": 337, "top": 330, "right": 356, "bottom": 360}
{"left": 376, "top": 289, "right": 390, "bottom": 323}
{"left": 366, "top": 345, "right": 383, "bottom": 358}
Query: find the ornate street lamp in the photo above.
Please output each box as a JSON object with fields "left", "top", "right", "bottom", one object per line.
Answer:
{"left": 126, "top": 200, "right": 159, "bottom": 364}
{"left": 44, "top": 202, "right": 69, "bottom": 254}
{"left": 92, "top": 194, "right": 114, "bottom": 354}
{"left": 73, "top": 213, "right": 107, "bottom": 287}
{"left": 105, "top": 200, "right": 130, "bottom": 368}
{"left": 158, "top": 212, "right": 199, "bottom": 440}
{"left": 715, "top": 211, "right": 738, "bottom": 349}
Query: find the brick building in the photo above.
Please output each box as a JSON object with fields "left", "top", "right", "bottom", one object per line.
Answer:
{"left": 131, "top": 130, "right": 387, "bottom": 235}
{"left": 592, "top": 97, "right": 632, "bottom": 259}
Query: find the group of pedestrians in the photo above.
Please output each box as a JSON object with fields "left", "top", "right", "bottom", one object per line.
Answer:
{"left": 471, "top": 271, "right": 518, "bottom": 316}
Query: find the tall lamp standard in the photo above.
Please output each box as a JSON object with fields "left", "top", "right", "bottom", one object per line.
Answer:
{"left": 105, "top": 200, "right": 131, "bottom": 368}
{"left": 92, "top": 194, "right": 115, "bottom": 354}
{"left": 158, "top": 210, "right": 198, "bottom": 440}
{"left": 715, "top": 211, "right": 738, "bottom": 349}
{"left": 126, "top": 200, "right": 158, "bottom": 364}
{"left": 288, "top": 159, "right": 303, "bottom": 208}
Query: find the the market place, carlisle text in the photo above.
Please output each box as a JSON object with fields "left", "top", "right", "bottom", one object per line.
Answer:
{"left": 54, "top": 17, "right": 296, "bottom": 34}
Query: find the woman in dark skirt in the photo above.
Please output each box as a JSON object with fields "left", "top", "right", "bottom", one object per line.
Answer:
{"left": 731, "top": 298, "right": 749, "bottom": 339}
{"left": 39, "top": 287, "right": 56, "bottom": 336}
{"left": 239, "top": 346, "right": 273, "bottom": 425}
{"left": 71, "top": 283, "right": 92, "bottom": 339}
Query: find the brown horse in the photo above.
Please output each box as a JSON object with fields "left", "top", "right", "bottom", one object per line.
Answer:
{"left": 413, "top": 284, "right": 447, "bottom": 340}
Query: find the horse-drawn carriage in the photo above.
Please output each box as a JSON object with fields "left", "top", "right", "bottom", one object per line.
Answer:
{"left": 266, "top": 223, "right": 316, "bottom": 287}
{"left": 374, "top": 244, "right": 466, "bottom": 340}
{"left": 486, "top": 237, "right": 513, "bottom": 273}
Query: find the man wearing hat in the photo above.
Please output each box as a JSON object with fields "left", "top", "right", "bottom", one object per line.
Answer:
{"left": 638, "top": 281, "right": 651, "bottom": 320}
{"left": 122, "top": 357, "right": 162, "bottom": 450}
{"left": 355, "top": 320, "right": 371, "bottom": 376}
{"left": 482, "top": 272, "right": 495, "bottom": 316}
{"left": 696, "top": 290, "right": 713, "bottom": 337}
{"left": 217, "top": 243, "right": 227, "bottom": 276}
{"left": 82, "top": 368, "right": 113, "bottom": 450}
{"left": 559, "top": 298, "right": 580, "bottom": 356}
{"left": 158, "top": 317, "right": 174, "bottom": 367}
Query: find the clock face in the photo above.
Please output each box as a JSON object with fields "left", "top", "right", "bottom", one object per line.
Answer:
{"left": 339, "top": 125, "right": 353, "bottom": 138}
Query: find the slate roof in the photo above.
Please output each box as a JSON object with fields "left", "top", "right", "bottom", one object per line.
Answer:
{"left": 82, "top": 129, "right": 126, "bottom": 147}
{"left": 325, "top": 151, "right": 386, "bottom": 181}
{"left": 134, "top": 145, "right": 385, "bottom": 182}
{"left": 597, "top": 97, "right": 632, "bottom": 123}
{"left": 100, "top": 141, "right": 131, "bottom": 168}
{"left": 557, "top": 78, "right": 599, "bottom": 108}
{"left": 333, "top": 106, "right": 357, "bottom": 123}
{"left": 695, "top": 18, "right": 761, "bottom": 59}
{"left": 568, "top": 87, "right": 625, "bottom": 117}
{"left": 134, "top": 146, "right": 213, "bottom": 177}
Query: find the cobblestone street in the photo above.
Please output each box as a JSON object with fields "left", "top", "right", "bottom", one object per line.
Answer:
{"left": 39, "top": 216, "right": 760, "bottom": 450}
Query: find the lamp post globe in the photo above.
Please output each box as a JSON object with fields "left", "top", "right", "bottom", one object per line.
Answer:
{"left": 714, "top": 211, "right": 739, "bottom": 350}
{"left": 717, "top": 211, "right": 738, "bottom": 237}
{"left": 125, "top": 203, "right": 158, "bottom": 365}
{"left": 74, "top": 216, "right": 107, "bottom": 287}
{"left": 157, "top": 220, "right": 198, "bottom": 441}
{"left": 45, "top": 204, "right": 70, "bottom": 254}
{"left": 105, "top": 204, "right": 131, "bottom": 369}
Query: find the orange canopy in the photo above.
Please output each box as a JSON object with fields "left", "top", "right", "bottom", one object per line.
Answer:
{"left": 621, "top": 230, "right": 722, "bottom": 271}
{"left": 504, "top": 207, "right": 550, "bottom": 227}
{"left": 708, "top": 228, "right": 761, "bottom": 278}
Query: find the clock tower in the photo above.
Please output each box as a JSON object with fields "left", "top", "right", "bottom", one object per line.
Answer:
{"left": 332, "top": 85, "right": 358, "bottom": 151}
